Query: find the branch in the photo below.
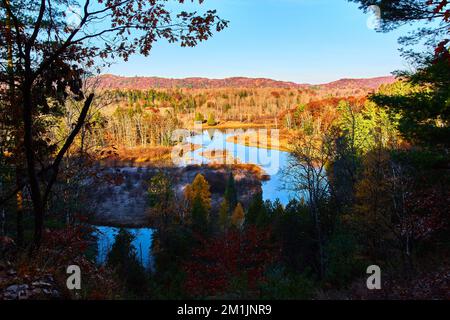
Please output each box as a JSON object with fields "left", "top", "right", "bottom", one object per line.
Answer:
{"left": 1, "top": 0, "right": 24, "bottom": 58}
{"left": 43, "top": 93, "right": 94, "bottom": 204}
{"left": 32, "top": 0, "right": 91, "bottom": 80}
{"left": 27, "top": 0, "right": 46, "bottom": 50}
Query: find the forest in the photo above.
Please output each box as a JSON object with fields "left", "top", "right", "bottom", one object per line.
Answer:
{"left": 0, "top": 0, "right": 449, "bottom": 300}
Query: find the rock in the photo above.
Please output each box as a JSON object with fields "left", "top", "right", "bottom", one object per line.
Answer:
{"left": 1, "top": 274, "right": 60, "bottom": 300}
{"left": 3, "top": 284, "right": 29, "bottom": 300}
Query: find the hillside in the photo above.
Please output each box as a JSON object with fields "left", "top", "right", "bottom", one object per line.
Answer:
{"left": 90, "top": 74, "right": 396, "bottom": 91}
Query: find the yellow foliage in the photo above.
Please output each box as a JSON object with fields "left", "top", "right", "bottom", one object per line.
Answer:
{"left": 231, "top": 203, "right": 245, "bottom": 228}
{"left": 184, "top": 173, "right": 211, "bottom": 211}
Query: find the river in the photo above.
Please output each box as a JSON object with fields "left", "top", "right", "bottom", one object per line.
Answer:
{"left": 95, "top": 128, "right": 294, "bottom": 269}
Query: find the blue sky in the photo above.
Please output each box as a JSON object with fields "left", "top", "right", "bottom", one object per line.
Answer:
{"left": 104, "top": 0, "right": 412, "bottom": 84}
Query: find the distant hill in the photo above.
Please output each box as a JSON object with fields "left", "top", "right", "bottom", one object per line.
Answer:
{"left": 90, "top": 74, "right": 396, "bottom": 91}
{"left": 320, "top": 77, "right": 397, "bottom": 90}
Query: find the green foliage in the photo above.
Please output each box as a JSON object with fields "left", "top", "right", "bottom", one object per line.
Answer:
{"left": 272, "top": 200, "right": 317, "bottom": 273}
{"left": 224, "top": 172, "right": 238, "bottom": 212}
{"left": 207, "top": 113, "right": 217, "bottom": 126}
{"left": 151, "top": 225, "right": 193, "bottom": 299}
{"left": 338, "top": 100, "right": 399, "bottom": 155}
{"left": 371, "top": 57, "right": 450, "bottom": 148}
{"left": 195, "top": 112, "right": 205, "bottom": 122}
{"left": 218, "top": 198, "right": 230, "bottom": 231}
{"left": 260, "top": 266, "right": 316, "bottom": 300}
{"left": 107, "top": 229, "right": 148, "bottom": 297}
{"left": 191, "top": 196, "right": 209, "bottom": 235}
{"left": 348, "top": 0, "right": 448, "bottom": 49}
{"left": 148, "top": 172, "right": 174, "bottom": 208}
{"left": 324, "top": 226, "right": 364, "bottom": 288}
{"left": 184, "top": 173, "right": 211, "bottom": 212}
{"left": 245, "top": 192, "right": 269, "bottom": 228}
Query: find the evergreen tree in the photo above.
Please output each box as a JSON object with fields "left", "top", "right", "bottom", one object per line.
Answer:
{"left": 191, "top": 195, "right": 209, "bottom": 235}
{"left": 218, "top": 198, "right": 230, "bottom": 231}
{"left": 371, "top": 56, "right": 450, "bottom": 148}
{"left": 224, "top": 172, "right": 238, "bottom": 212}
{"left": 245, "top": 192, "right": 267, "bottom": 227}
{"left": 107, "top": 229, "right": 148, "bottom": 296}
{"left": 148, "top": 172, "right": 174, "bottom": 208}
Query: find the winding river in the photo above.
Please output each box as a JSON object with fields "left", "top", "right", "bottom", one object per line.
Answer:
{"left": 95, "top": 128, "right": 294, "bottom": 268}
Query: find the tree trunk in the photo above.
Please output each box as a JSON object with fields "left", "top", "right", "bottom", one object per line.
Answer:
{"left": 22, "top": 81, "right": 45, "bottom": 247}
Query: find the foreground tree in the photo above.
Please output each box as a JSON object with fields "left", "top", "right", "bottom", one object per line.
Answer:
{"left": 184, "top": 227, "right": 278, "bottom": 298}
{"left": 0, "top": 0, "right": 227, "bottom": 246}
{"left": 351, "top": 0, "right": 449, "bottom": 148}
{"left": 283, "top": 124, "right": 336, "bottom": 278}
{"left": 349, "top": 0, "right": 449, "bottom": 47}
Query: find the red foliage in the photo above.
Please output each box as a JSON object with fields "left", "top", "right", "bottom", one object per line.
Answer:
{"left": 404, "top": 185, "right": 450, "bottom": 241}
{"left": 40, "top": 225, "right": 94, "bottom": 267}
{"left": 434, "top": 39, "right": 450, "bottom": 65}
{"left": 306, "top": 96, "right": 367, "bottom": 116}
{"left": 184, "top": 227, "right": 279, "bottom": 297}
{"left": 90, "top": 74, "right": 395, "bottom": 90}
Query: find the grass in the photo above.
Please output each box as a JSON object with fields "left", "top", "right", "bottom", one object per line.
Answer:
{"left": 99, "top": 146, "right": 173, "bottom": 166}
{"left": 226, "top": 129, "right": 292, "bottom": 152}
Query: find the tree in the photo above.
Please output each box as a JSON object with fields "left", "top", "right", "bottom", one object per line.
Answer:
{"left": 224, "top": 171, "right": 237, "bottom": 212}
{"left": 207, "top": 112, "right": 216, "bottom": 126}
{"left": 184, "top": 174, "right": 211, "bottom": 234}
{"left": 184, "top": 173, "right": 212, "bottom": 212}
{"left": 331, "top": 99, "right": 400, "bottom": 210}
{"left": 0, "top": 0, "right": 227, "bottom": 246}
{"left": 218, "top": 198, "right": 230, "bottom": 232}
{"left": 349, "top": 1, "right": 449, "bottom": 48}
{"left": 148, "top": 172, "right": 176, "bottom": 232}
{"left": 191, "top": 195, "right": 209, "bottom": 235}
{"left": 282, "top": 127, "right": 335, "bottom": 279}
{"left": 184, "top": 227, "right": 277, "bottom": 298}
{"left": 245, "top": 192, "right": 269, "bottom": 228}
{"left": 350, "top": 0, "right": 449, "bottom": 148}
{"left": 148, "top": 172, "right": 174, "bottom": 209}
{"left": 371, "top": 57, "right": 449, "bottom": 148}
{"left": 107, "top": 228, "right": 148, "bottom": 296}
{"left": 231, "top": 203, "right": 245, "bottom": 229}
{"left": 195, "top": 112, "right": 205, "bottom": 123}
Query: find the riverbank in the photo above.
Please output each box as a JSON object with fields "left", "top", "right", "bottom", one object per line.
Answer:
{"left": 90, "top": 163, "right": 265, "bottom": 227}
{"left": 189, "top": 121, "right": 278, "bottom": 130}
{"left": 226, "top": 129, "right": 292, "bottom": 152}
{"left": 98, "top": 144, "right": 201, "bottom": 167}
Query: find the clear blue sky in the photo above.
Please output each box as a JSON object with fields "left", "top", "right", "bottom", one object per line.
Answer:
{"left": 104, "top": 0, "right": 411, "bottom": 84}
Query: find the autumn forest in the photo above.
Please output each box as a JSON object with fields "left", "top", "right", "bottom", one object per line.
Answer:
{"left": 0, "top": 0, "right": 449, "bottom": 302}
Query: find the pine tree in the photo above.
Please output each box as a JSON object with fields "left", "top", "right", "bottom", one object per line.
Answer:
{"left": 224, "top": 172, "right": 238, "bottom": 212}
{"left": 107, "top": 229, "right": 148, "bottom": 295}
{"left": 246, "top": 192, "right": 268, "bottom": 227}
{"left": 191, "top": 195, "right": 209, "bottom": 234}
{"left": 218, "top": 198, "right": 230, "bottom": 231}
